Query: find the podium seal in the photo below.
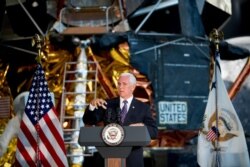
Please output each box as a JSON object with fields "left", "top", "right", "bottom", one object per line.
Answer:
{"left": 102, "top": 123, "right": 125, "bottom": 146}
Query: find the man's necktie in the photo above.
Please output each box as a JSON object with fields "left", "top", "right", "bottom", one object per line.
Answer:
{"left": 121, "top": 100, "right": 128, "bottom": 123}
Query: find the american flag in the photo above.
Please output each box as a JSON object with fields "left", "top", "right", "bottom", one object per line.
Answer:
{"left": 15, "top": 64, "right": 68, "bottom": 166}
{"left": 206, "top": 126, "right": 220, "bottom": 141}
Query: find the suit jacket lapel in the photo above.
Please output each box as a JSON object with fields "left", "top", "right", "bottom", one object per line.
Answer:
{"left": 128, "top": 98, "right": 136, "bottom": 113}
{"left": 123, "top": 98, "right": 136, "bottom": 124}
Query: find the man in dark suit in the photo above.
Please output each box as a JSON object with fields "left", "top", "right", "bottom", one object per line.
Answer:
{"left": 83, "top": 72, "right": 158, "bottom": 167}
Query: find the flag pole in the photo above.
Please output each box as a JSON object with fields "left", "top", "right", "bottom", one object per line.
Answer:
{"left": 31, "top": 34, "right": 46, "bottom": 167}
{"left": 209, "top": 29, "right": 224, "bottom": 167}
{"left": 32, "top": 34, "right": 45, "bottom": 64}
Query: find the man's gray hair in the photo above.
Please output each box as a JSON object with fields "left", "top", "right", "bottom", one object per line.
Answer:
{"left": 120, "top": 72, "right": 137, "bottom": 85}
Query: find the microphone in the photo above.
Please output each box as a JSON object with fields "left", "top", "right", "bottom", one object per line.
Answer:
{"left": 105, "top": 107, "right": 122, "bottom": 125}
{"left": 105, "top": 108, "right": 112, "bottom": 125}
{"left": 116, "top": 107, "right": 122, "bottom": 125}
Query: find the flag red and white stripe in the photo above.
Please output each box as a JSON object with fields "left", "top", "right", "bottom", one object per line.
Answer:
{"left": 15, "top": 64, "right": 68, "bottom": 167}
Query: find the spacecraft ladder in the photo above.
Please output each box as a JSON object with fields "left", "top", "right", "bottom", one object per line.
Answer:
{"left": 60, "top": 61, "right": 98, "bottom": 160}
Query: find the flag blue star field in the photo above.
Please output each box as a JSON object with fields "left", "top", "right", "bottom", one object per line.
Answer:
{"left": 15, "top": 64, "right": 68, "bottom": 166}
{"left": 197, "top": 51, "right": 250, "bottom": 167}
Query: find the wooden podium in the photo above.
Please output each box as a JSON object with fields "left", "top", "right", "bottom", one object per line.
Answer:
{"left": 78, "top": 125, "right": 151, "bottom": 167}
